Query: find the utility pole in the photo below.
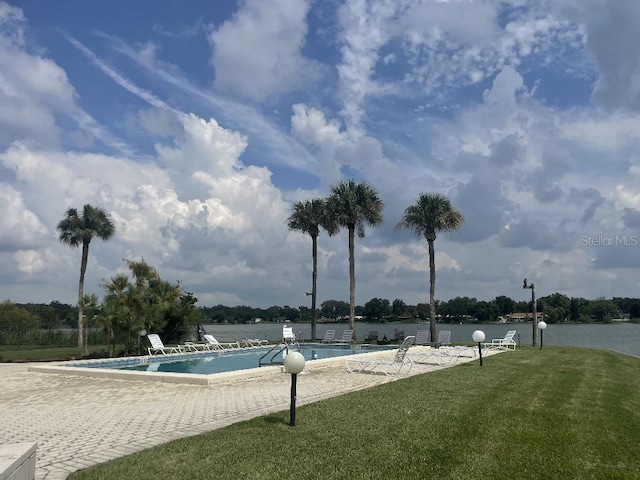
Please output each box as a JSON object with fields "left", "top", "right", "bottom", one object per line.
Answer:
{"left": 523, "top": 278, "right": 537, "bottom": 347}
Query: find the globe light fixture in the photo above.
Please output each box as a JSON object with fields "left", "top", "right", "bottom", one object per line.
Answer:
{"left": 538, "top": 321, "right": 547, "bottom": 350}
{"left": 283, "top": 351, "right": 306, "bottom": 426}
{"left": 472, "top": 330, "right": 485, "bottom": 366}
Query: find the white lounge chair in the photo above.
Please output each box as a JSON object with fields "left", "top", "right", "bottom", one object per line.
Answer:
{"left": 364, "top": 331, "right": 378, "bottom": 343}
{"left": 147, "top": 334, "right": 182, "bottom": 355}
{"left": 282, "top": 325, "right": 296, "bottom": 344}
{"left": 411, "top": 345, "right": 477, "bottom": 366}
{"left": 483, "top": 330, "right": 517, "bottom": 350}
{"left": 346, "top": 336, "right": 415, "bottom": 376}
{"left": 437, "top": 330, "right": 452, "bottom": 346}
{"left": 180, "top": 341, "right": 212, "bottom": 352}
{"left": 322, "top": 330, "right": 336, "bottom": 343}
{"left": 241, "top": 338, "right": 269, "bottom": 347}
{"left": 203, "top": 334, "right": 240, "bottom": 350}
{"left": 337, "top": 329, "right": 354, "bottom": 344}
{"left": 415, "top": 330, "right": 431, "bottom": 345}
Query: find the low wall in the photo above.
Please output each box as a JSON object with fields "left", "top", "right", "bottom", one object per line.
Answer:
{"left": 0, "top": 443, "right": 37, "bottom": 480}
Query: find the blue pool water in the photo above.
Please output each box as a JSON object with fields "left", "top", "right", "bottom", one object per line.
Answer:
{"left": 74, "top": 344, "right": 395, "bottom": 376}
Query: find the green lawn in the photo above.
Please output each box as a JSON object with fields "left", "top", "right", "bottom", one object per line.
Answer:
{"left": 0, "top": 345, "right": 110, "bottom": 362}
{"left": 70, "top": 346, "right": 640, "bottom": 480}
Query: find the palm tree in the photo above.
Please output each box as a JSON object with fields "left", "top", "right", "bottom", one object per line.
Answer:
{"left": 82, "top": 293, "right": 99, "bottom": 355}
{"left": 326, "top": 180, "right": 384, "bottom": 338}
{"left": 396, "top": 193, "right": 464, "bottom": 342}
{"left": 287, "top": 198, "right": 333, "bottom": 341}
{"left": 57, "top": 204, "right": 115, "bottom": 349}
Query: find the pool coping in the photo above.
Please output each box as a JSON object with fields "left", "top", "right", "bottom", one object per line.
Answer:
{"left": 27, "top": 345, "right": 397, "bottom": 385}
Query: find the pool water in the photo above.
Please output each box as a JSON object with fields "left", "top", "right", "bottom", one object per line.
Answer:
{"left": 78, "top": 344, "right": 395, "bottom": 376}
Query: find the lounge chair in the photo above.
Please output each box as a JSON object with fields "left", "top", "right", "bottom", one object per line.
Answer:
{"left": 321, "top": 330, "right": 336, "bottom": 343}
{"left": 415, "top": 330, "right": 431, "bottom": 345}
{"left": 337, "top": 329, "right": 354, "bottom": 344}
{"left": 282, "top": 325, "right": 296, "bottom": 344}
{"left": 392, "top": 330, "right": 405, "bottom": 343}
{"left": 364, "top": 331, "right": 378, "bottom": 343}
{"left": 241, "top": 338, "right": 269, "bottom": 347}
{"left": 346, "top": 336, "right": 415, "bottom": 376}
{"left": 147, "top": 334, "right": 182, "bottom": 355}
{"left": 411, "top": 345, "right": 477, "bottom": 366}
{"left": 180, "top": 341, "right": 212, "bottom": 352}
{"left": 483, "top": 330, "right": 517, "bottom": 350}
{"left": 437, "top": 330, "right": 452, "bottom": 346}
{"left": 203, "top": 334, "right": 240, "bottom": 350}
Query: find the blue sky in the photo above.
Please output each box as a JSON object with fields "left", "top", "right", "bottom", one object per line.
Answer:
{"left": 2, "top": 0, "right": 640, "bottom": 309}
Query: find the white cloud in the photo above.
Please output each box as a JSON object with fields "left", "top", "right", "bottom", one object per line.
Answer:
{"left": 14, "top": 249, "right": 48, "bottom": 274}
{"left": 337, "top": 0, "right": 407, "bottom": 129}
{"left": 0, "top": 183, "right": 49, "bottom": 250}
{"left": 208, "top": 0, "right": 320, "bottom": 101}
{"left": 583, "top": 0, "right": 640, "bottom": 112}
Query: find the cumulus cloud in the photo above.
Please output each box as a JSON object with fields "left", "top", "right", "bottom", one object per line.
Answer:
{"left": 208, "top": 0, "right": 320, "bottom": 101}
{"left": 0, "top": 183, "right": 49, "bottom": 250}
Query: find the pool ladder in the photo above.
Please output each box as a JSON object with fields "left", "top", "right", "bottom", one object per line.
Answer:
{"left": 258, "top": 341, "right": 299, "bottom": 367}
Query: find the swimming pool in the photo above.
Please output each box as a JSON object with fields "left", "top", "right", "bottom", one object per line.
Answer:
{"left": 68, "top": 344, "right": 396, "bottom": 376}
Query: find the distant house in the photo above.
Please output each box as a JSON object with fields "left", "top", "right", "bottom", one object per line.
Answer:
{"left": 508, "top": 312, "right": 545, "bottom": 322}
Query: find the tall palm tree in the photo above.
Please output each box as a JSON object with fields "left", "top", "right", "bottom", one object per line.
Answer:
{"left": 326, "top": 180, "right": 384, "bottom": 338}
{"left": 287, "top": 198, "right": 333, "bottom": 341}
{"left": 396, "top": 193, "right": 464, "bottom": 342}
{"left": 57, "top": 204, "right": 115, "bottom": 349}
{"left": 82, "top": 293, "right": 99, "bottom": 355}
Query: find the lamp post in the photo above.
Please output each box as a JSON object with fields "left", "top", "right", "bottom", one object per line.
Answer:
{"left": 523, "top": 278, "right": 537, "bottom": 347}
{"left": 137, "top": 328, "right": 147, "bottom": 350}
{"left": 472, "top": 330, "right": 485, "bottom": 366}
{"left": 283, "top": 351, "right": 305, "bottom": 426}
{"left": 538, "top": 321, "right": 547, "bottom": 350}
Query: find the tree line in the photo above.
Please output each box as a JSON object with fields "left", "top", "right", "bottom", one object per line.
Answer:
{"left": 4, "top": 293, "right": 636, "bottom": 339}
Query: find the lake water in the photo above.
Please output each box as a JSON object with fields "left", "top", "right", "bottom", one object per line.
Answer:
{"left": 202, "top": 322, "right": 640, "bottom": 358}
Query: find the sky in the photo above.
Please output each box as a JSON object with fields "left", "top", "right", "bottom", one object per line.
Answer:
{"left": 2, "top": 0, "right": 640, "bottom": 309}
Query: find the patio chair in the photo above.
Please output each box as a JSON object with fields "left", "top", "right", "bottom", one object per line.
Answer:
{"left": 321, "top": 329, "right": 336, "bottom": 343}
{"left": 483, "top": 330, "right": 517, "bottom": 350}
{"left": 203, "top": 334, "right": 240, "bottom": 350}
{"left": 337, "top": 329, "right": 354, "bottom": 344}
{"left": 282, "top": 325, "right": 296, "bottom": 344}
{"left": 346, "top": 336, "right": 415, "bottom": 376}
{"left": 147, "top": 334, "right": 182, "bottom": 355}
{"left": 180, "top": 341, "right": 212, "bottom": 352}
{"left": 364, "top": 331, "right": 378, "bottom": 343}
{"left": 241, "top": 338, "right": 269, "bottom": 347}
{"left": 415, "top": 330, "right": 431, "bottom": 345}
{"left": 411, "top": 344, "right": 476, "bottom": 366}
{"left": 392, "top": 330, "right": 405, "bottom": 343}
{"left": 437, "top": 330, "right": 452, "bottom": 346}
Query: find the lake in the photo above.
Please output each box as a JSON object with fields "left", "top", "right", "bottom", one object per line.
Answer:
{"left": 201, "top": 322, "right": 640, "bottom": 357}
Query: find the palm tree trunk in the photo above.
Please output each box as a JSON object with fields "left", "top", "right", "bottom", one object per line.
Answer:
{"left": 428, "top": 238, "right": 436, "bottom": 342}
{"left": 311, "top": 234, "right": 318, "bottom": 341}
{"left": 78, "top": 240, "right": 90, "bottom": 349}
{"left": 348, "top": 225, "right": 356, "bottom": 338}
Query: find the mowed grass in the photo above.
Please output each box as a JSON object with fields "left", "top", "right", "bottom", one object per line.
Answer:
{"left": 70, "top": 347, "right": 640, "bottom": 480}
{"left": 0, "top": 345, "right": 109, "bottom": 362}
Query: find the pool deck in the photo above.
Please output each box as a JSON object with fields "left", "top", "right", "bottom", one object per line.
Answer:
{"left": 0, "top": 346, "right": 501, "bottom": 480}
